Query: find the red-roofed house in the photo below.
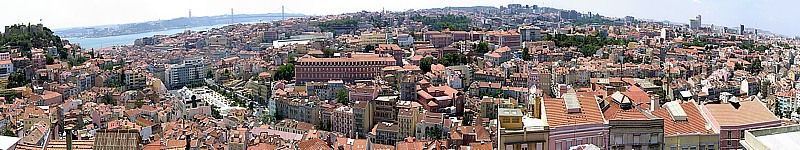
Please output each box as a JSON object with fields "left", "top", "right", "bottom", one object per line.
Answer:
{"left": 543, "top": 92, "right": 608, "bottom": 150}
{"left": 699, "top": 100, "right": 780, "bottom": 150}
{"left": 653, "top": 101, "right": 719, "bottom": 150}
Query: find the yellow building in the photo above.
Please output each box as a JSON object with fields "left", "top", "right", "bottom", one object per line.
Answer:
{"left": 397, "top": 108, "right": 418, "bottom": 138}
{"left": 499, "top": 108, "right": 549, "bottom": 150}
{"left": 360, "top": 32, "right": 390, "bottom": 45}
{"left": 500, "top": 108, "right": 523, "bottom": 129}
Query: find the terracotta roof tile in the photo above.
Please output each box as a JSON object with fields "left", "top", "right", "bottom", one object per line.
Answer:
{"left": 703, "top": 101, "right": 778, "bottom": 126}
{"left": 652, "top": 102, "right": 714, "bottom": 135}
{"left": 543, "top": 92, "right": 605, "bottom": 128}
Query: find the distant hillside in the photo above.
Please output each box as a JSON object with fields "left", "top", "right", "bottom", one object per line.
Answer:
{"left": 1, "top": 24, "right": 69, "bottom": 58}
{"left": 55, "top": 13, "right": 304, "bottom": 38}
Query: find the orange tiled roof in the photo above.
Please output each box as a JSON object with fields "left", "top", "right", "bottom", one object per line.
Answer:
{"left": 603, "top": 102, "right": 650, "bottom": 120}
{"left": 543, "top": 92, "right": 605, "bottom": 128}
{"left": 703, "top": 101, "right": 778, "bottom": 126}
{"left": 652, "top": 102, "right": 714, "bottom": 135}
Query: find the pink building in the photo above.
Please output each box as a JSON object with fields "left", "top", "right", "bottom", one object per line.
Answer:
{"left": 428, "top": 34, "right": 454, "bottom": 48}
{"left": 32, "top": 53, "right": 46, "bottom": 68}
{"left": 699, "top": 100, "right": 780, "bottom": 150}
{"left": 449, "top": 31, "right": 471, "bottom": 41}
{"left": 543, "top": 92, "right": 609, "bottom": 150}
{"left": 331, "top": 106, "right": 355, "bottom": 138}
{"left": 295, "top": 53, "right": 396, "bottom": 85}
{"left": 486, "top": 31, "right": 521, "bottom": 49}
{"left": 349, "top": 85, "right": 378, "bottom": 102}
{"left": 30, "top": 90, "right": 63, "bottom": 106}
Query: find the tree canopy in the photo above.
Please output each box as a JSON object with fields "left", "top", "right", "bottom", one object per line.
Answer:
{"left": 420, "top": 57, "right": 435, "bottom": 72}
{"left": 0, "top": 24, "right": 70, "bottom": 59}
{"left": 274, "top": 63, "right": 295, "bottom": 81}
{"left": 474, "top": 41, "right": 490, "bottom": 54}
{"left": 438, "top": 53, "right": 470, "bottom": 66}
{"left": 322, "top": 48, "right": 335, "bottom": 58}
{"left": 410, "top": 14, "right": 472, "bottom": 31}
{"left": 543, "top": 34, "right": 628, "bottom": 57}
{"left": 336, "top": 89, "right": 349, "bottom": 105}
{"left": 521, "top": 47, "right": 531, "bottom": 61}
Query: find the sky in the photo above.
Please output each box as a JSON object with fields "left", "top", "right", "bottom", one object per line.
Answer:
{"left": 1, "top": 0, "right": 798, "bottom": 36}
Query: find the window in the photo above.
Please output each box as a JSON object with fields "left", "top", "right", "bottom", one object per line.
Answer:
{"left": 521, "top": 144, "right": 528, "bottom": 150}
{"left": 740, "top": 130, "right": 745, "bottom": 140}
{"left": 555, "top": 142, "right": 561, "bottom": 150}
{"left": 505, "top": 145, "right": 513, "bottom": 150}
{"left": 566, "top": 141, "right": 572, "bottom": 149}
{"left": 511, "top": 118, "right": 519, "bottom": 123}
{"left": 502, "top": 118, "right": 510, "bottom": 123}
{"left": 727, "top": 130, "right": 732, "bottom": 139}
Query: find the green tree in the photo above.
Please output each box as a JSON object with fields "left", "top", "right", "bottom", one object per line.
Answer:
{"left": 322, "top": 48, "right": 335, "bottom": 58}
{"left": 734, "top": 62, "right": 745, "bottom": 70}
{"left": 336, "top": 89, "right": 349, "bottom": 105}
{"left": 654, "top": 90, "right": 667, "bottom": 103}
{"left": 274, "top": 63, "right": 295, "bottom": 81}
{"left": 420, "top": 57, "right": 435, "bottom": 72}
{"left": 521, "top": 47, "right": 531, "bottom": 61}
{"left": 1, "top": 90, "right": 17, "bottom": 104}
{"left": 364, "top": 44, "right": 375, "bottom": 52}
{"left": 410, "top": 14, "right": 472, "bottom": 31}
{"left": 206, "top": 68, "right": 214, "bottom": 78}
{"left": 748, "top": 58, "right": 762, "bottom": 74}
{"left": 101, "top": 94, "right": 115, "bottom": 105}
{"left": 0, "top": 24, "right": 69, "bottom": 57}
{"left": 545, "top": 34, "right": 627, "bottom": 58}
{"left": 7, "top": 71, "right": 28, "bottom": 88}
{"left": 462, "top": 114, "right": 472, "bottom": 126}
{"left": 474, "top": 41, "right": 490, "bottom": 54}
{"left": 439, "top": 53, "right": 469, "bottom": 66}
{"left": 2, "top": 129, "right": 14, "bottom": 136}
{"left": 68, "top": 57, "right": 87, "bottom": 67}
{"left": 45, "top": 54, "right": 55, "bottom": 65}
{"left": 426, "top": 125, "right": 443, "bottom": 140}
{"left": 211, "top": 106, "right": 222, "bottom": 119}
{"left": 135, "top": 99, "right": 144, "bottom": 108}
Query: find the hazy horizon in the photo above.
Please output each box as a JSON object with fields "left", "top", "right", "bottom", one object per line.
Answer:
{"left": 2, "top": 0, "right": 798, "bottom": 36}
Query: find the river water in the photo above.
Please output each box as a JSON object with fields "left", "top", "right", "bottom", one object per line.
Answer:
{"left": 63, "top": 24, "right": 231, "bottom": 49}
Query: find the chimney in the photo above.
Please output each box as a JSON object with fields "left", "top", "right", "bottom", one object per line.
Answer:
{"left": 185, "top": 130, "right": 191, "bottom": 150}
{"left": 730, "top": 98, "right": 741, "bottom": 109}
{"left": 533, "top": 97, "right": 542, "bottom": 119}
{"left": 66, "top": 127, "right": 73, "bottom": 150}
{"left": 651, "top": 95, "right": 660, "bottom": 111}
